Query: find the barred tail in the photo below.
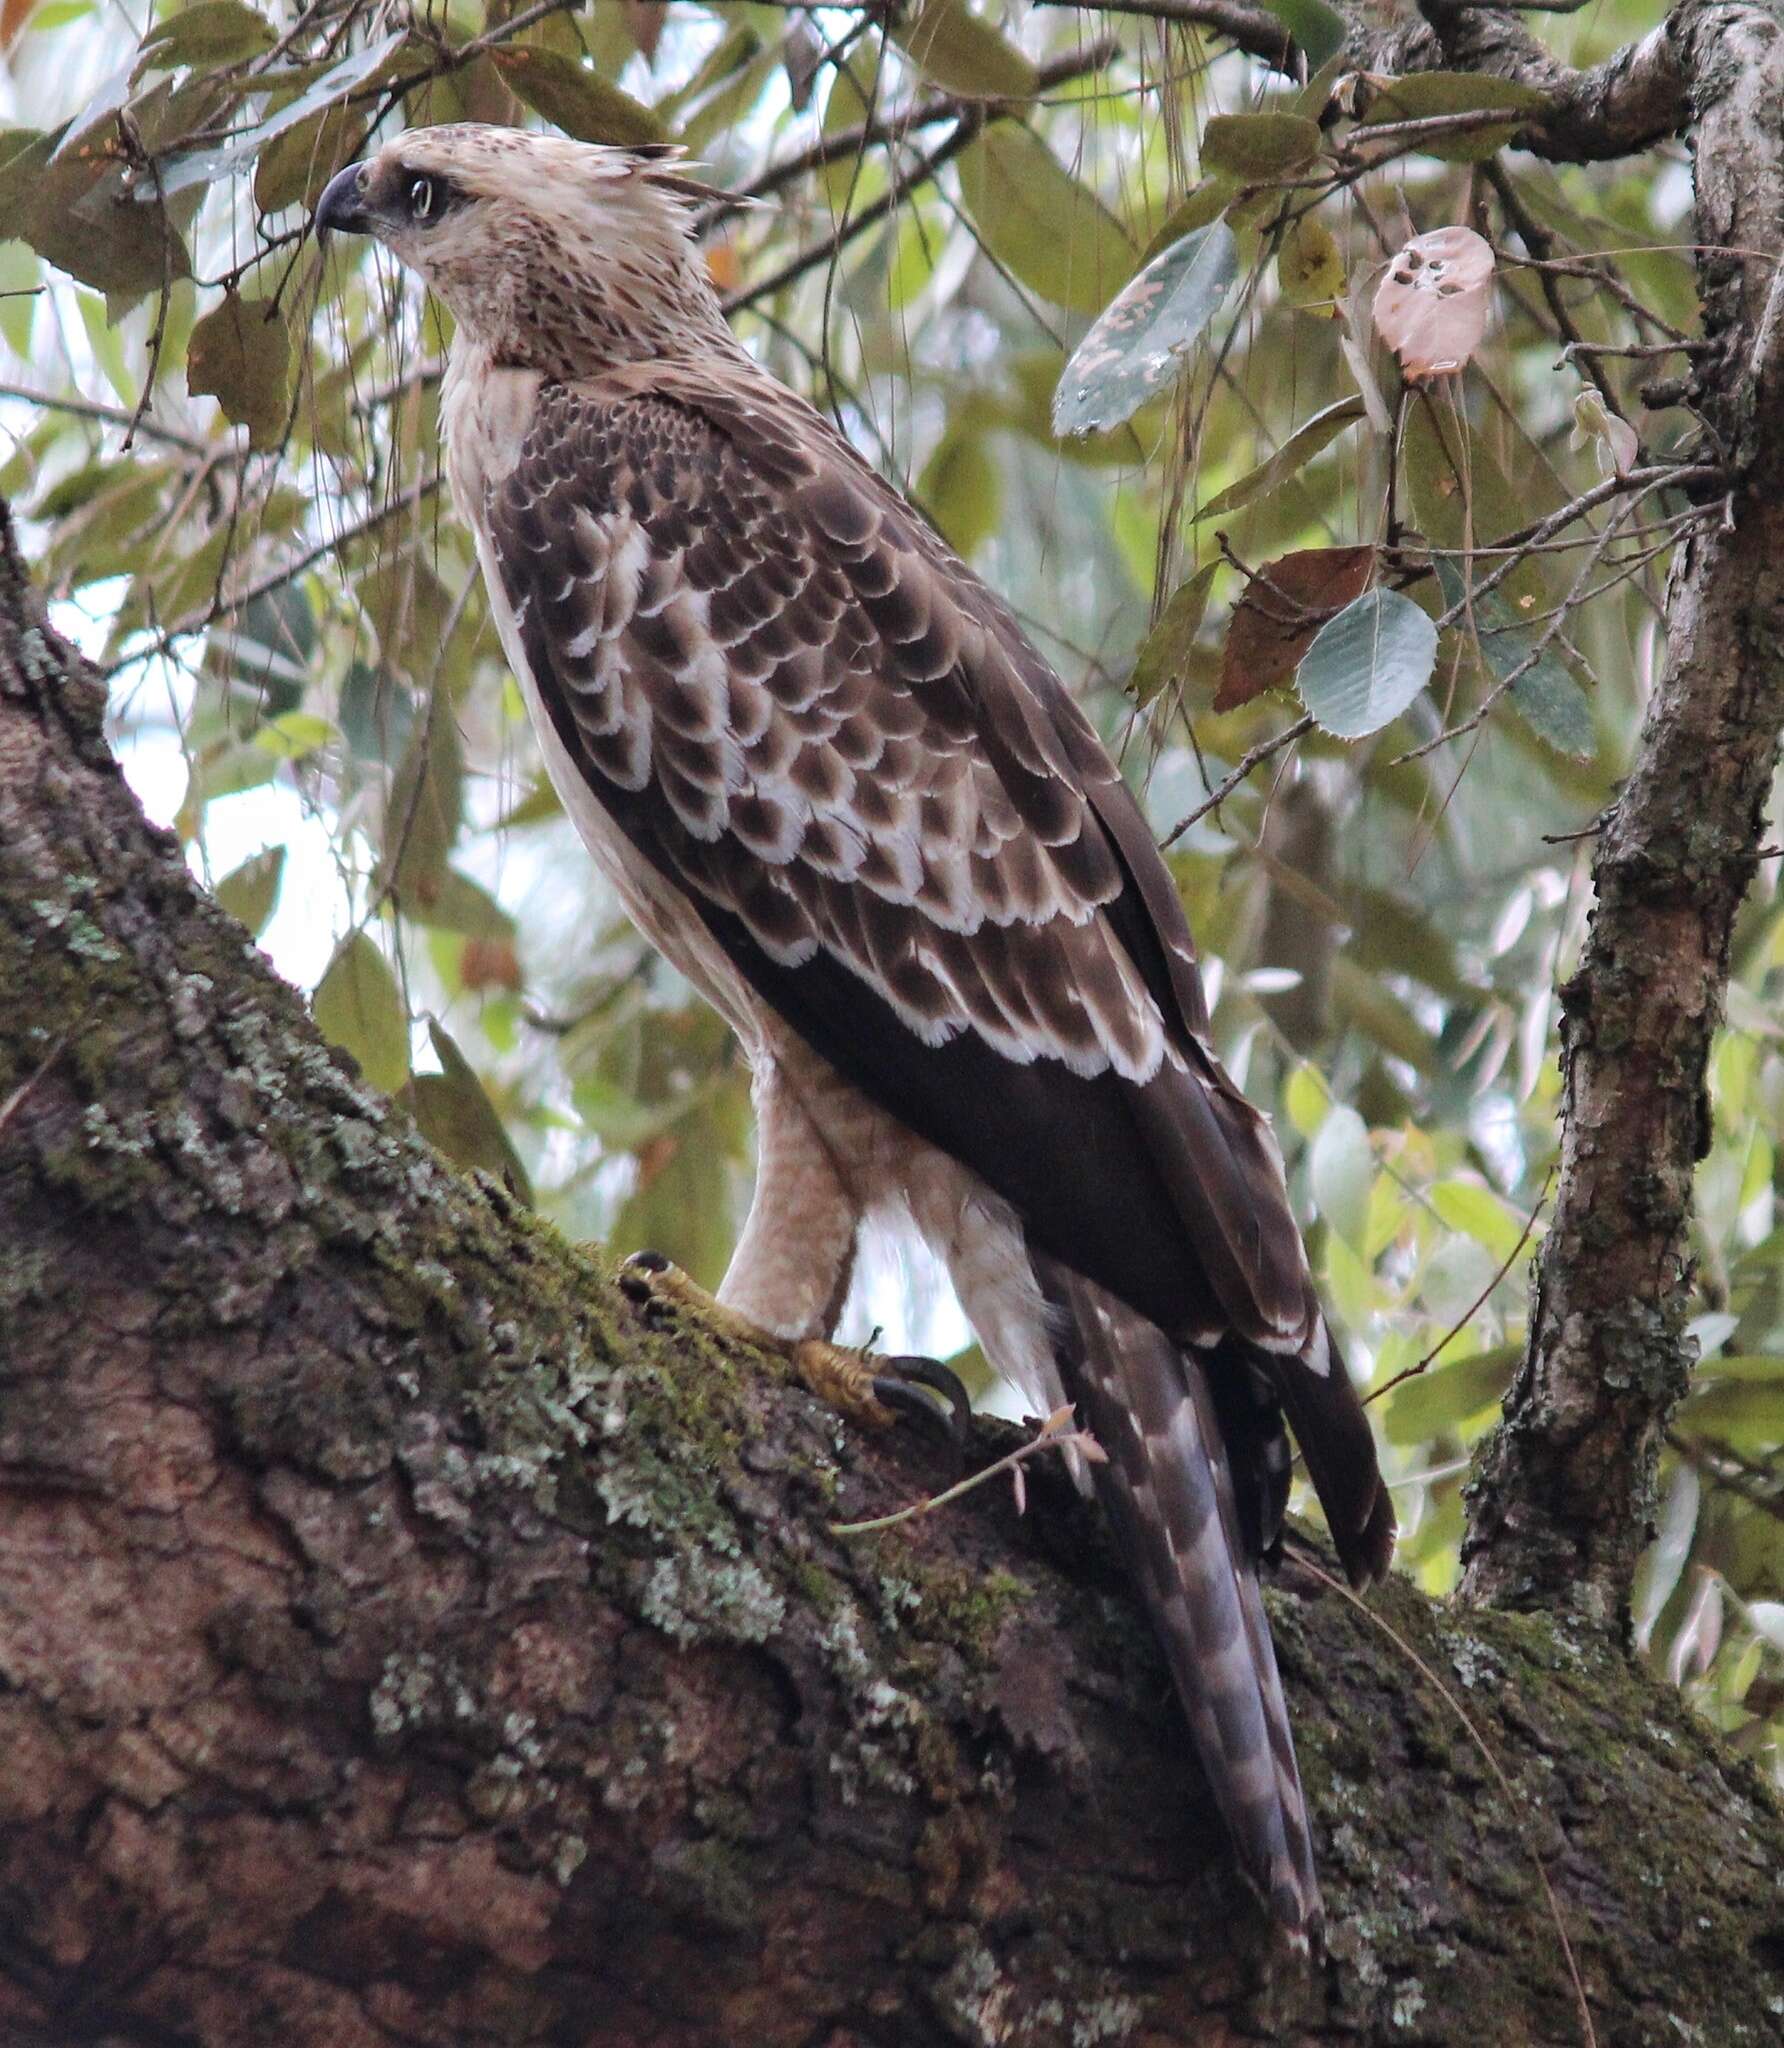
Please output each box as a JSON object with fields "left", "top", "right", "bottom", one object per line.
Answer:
{"left": 1033, "top": 1254, "right": 1321, "bottom": 1939}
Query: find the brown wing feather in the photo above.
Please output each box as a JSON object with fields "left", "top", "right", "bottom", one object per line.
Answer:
{"left": 479, "top": 374, "right": 1392, "bottom": 1592}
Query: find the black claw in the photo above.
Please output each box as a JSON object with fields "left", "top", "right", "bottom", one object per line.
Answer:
{"left": 871, "top": 1354, "right": 973, "bottom": 1448}
{"left": 617, "top": 1248, "right": 673, "bottom": 1309}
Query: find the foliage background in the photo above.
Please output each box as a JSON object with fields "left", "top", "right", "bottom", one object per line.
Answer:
{"left": 1, "top": 0, "right": 1777, "bottom": 1779}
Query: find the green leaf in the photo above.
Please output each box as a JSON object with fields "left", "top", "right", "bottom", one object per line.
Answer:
{"left": 252, "top": 709, "right": 334, "bottom": 758}
{"left": 158, "top": 29, "right": 408, "bottom": 194}
{"left": 1405, "top": 405, "right": 1558, "bottom": 618}
{"left": 491, "top": 46, "right": 668, "bottom": 146}
{"left": 138, "top": 0, "right": 275, "bottom": 69}
{"left": 1330, "top": 956, "right": 1440, "bottom": 1075}
{"left": 17, "top": 149, "right": 191, "bottom": 297}
{"left": 1277, "top": 214, "right": 1344, "bottom": 311}
{"left": 1296, "top": 588, "right": 1438, "bottom": 739}
{"left": 891, "top": 0, "right": 1038, "bottom": 101}
{"left": 918, "top": 422, "right": 1001, "bottom": 558}
{"left": 1358, "top": 71, "right": 1551, "bottom": 163}
{"left": 1257, "top": 0, "right": 1347, "bottom": 69}
{"left": 1195, "top": 397, "right": 1364, "bottom": 520}
{"left": 403, "top": 1020, "right": 533, "bottom": 1206}
{"left": 186, "top": 290, "right": 291, "bottom": 449}
{"left": 395, "top": 867, "right": 517, "bottom": 941}
{"left": 1052, "top": 222, "right": 1236, "bottom": 436}
{"left": 1381, "top": 1345, "right": 1518, "bottom": 1446}
{"left": 313, "top": 931, "right": 410, "bottom": 1096}
{"left": 253, "top": 96, "right": 374, "bottom": 214}
{"left": 1433, "top": 559, "right": 1595, "bottom": 760}
{"left": 1200, "top": 111, "right": 1320, "bottom": 182}
{"left": 1430, "top": 1179, "right": 1529, "bottom": 1264}
{"left": 819, "top": 49, "right": 883, "bottom": 211}
{"left": 213, "top": 846, "right": 285, "bottom": 937}
{"left": 1310, "top": 1102, "right": 1373, "bottom": 1250}
{"left": 958, "top": 124, "right": 1135, "bottom": 317}
{"left": 1129, "top": 562, "right": 1219, "bottom": 705}
{"left": 1140, "top": 179, "right": 1236, "bottom": 262}
{"left": 380, "top": 703, "right": 464, "bottom": 915}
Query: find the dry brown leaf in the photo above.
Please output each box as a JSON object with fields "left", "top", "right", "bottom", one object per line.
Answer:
{"left": 0, "top": 0, "right": 38, "bottom": 51}
{"left": 1372, "top": 226, "right": 1495, "bottom": 383}
{"left": 1216, "top": 545, "right": 1378, "bottom": 710}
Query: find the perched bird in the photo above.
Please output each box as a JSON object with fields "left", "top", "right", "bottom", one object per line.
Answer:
{"left": 314, "top": 126, "right": 1394, "bottom": 1938}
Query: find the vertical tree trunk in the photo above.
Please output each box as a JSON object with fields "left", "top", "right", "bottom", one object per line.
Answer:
{"left": 1461, "top": 3, "right": 1784, "bottom": 1622}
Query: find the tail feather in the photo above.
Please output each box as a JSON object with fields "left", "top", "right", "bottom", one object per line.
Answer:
{"left": 1033, "top": 1255, "right": 1322, "bottom": 1939}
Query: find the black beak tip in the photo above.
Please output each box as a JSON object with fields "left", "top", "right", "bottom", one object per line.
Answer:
{"left": 314, "top": 162, "right": 370, "bottom": 237}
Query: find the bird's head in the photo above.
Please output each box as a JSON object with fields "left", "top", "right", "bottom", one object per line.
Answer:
{"left": 313, "top": 124, "right": 734, "bottom": 376}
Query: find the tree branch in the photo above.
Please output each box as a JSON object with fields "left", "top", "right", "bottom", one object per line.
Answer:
{"left": 3, "top": 500, "right": 1781, "bottom": 2041}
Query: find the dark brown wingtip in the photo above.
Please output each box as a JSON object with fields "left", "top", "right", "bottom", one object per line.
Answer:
{"left": 1339, "top": 1479, "right": 1399, "bottom": 1590}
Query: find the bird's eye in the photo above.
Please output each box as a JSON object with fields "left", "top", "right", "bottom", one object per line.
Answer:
{"left": 407, "top": 175, "right": 440, "bottom": 222}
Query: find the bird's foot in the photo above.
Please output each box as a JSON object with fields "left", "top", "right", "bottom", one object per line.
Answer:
{"left": 617, "top": 1250, "right": 970, "bottom": 1445}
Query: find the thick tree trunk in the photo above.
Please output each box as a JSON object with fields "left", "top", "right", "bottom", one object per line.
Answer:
{"left": 2, "top": 516, "right": 1782, "bottom": 2045}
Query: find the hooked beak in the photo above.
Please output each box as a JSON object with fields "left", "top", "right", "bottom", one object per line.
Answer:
{"left": 314, "top": 162, "right": 371, "bottom": 236}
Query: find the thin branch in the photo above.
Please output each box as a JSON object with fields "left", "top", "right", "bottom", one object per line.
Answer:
{"left": 1161, "top": 715, "right": 1313, "bottom": 846}
{"left": 0, "top": 384, "right": 207, "bottom": 458}
{"left": 1365, "top": 1174, "right": 1552, "bottom": 1412}
{"left": 711, "top": 37, "right": 1118, "bottom": 220}
{"left": 100, "top": 475, "right": 443, "bottom": 679}
{"left": 725, "top": 105, "right": 988, "bottom": 314}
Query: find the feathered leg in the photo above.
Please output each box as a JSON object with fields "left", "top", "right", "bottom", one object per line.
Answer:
{"left": 618, "top": 1051, "right": 968, "bottom": 1438}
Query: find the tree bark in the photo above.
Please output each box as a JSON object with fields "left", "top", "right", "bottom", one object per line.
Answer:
{"left": 3, "top": 514, "right": 1783, "bottom": 2045}
{"left": 1459, "top": 2, "right": 1784, "bottom": 1622}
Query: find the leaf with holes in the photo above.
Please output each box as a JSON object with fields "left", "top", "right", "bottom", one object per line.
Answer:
{"left": 1218, "top": 545, "right": 1375, "bottom": 710}
{"left": 1373, "top": 226, "right": 1495, "bottom": 382}
{"left": 1295, "top": 587, "right": 1438, "bottom": 738}
{"left": 1278, "top": 215, "right": 1344, "bottom": 312}
{"left": 1053, "top": 221, "right": 1236, "bottom": 435}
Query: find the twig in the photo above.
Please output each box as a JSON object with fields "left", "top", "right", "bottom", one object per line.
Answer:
{"left": 709, "top": 38, "right": 1118, "bottom": 220}
{"left": 0, "top": 384, "right": 207, "bottom": 457}
{"left": 0, "top": 1034, "right": 70, "bottom": 1149}
{"left": 1364, "top": 1172, "right": 1552, "bottom": 1411}
{"left": 100, "top": 474, "right": 443, "bottom": 678}
{"left": 726, "top": 105, "right": 988, "bottom": 314}
{"left": 1161, "top": 715, "right": 1313, "bottom": 846}
{"left": 829, "top": 1404, "right": 1105, "bottom": 1537}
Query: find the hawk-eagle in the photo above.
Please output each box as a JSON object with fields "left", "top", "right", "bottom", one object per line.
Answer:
{"left": 315, "top": 126, "right": 1394, "bottom": 1939}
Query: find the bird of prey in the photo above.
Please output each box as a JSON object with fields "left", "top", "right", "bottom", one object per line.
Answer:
{"left": 314, "top": 125, "right": 1394, "bottom": 1939}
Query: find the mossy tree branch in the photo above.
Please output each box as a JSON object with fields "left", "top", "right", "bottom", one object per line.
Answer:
{"left": 1, "top": 509, "right": 1782, "bottom": 2045}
